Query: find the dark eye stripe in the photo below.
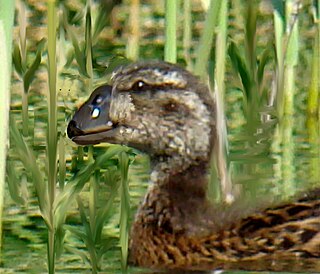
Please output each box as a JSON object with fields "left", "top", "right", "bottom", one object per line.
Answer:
{"left": 162, "top": 102, "right": 178, "bottom": 112}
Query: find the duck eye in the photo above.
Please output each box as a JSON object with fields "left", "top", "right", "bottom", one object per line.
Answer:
{"left": 91, "top": 107, "right": 100, "bottom": 119}
{"left": 132, "top": 80, "right": 146, "bottom": 91}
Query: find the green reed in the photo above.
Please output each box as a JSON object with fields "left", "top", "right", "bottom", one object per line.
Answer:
{"left": 282, "top": 1, "right": 299, "bottom": 198}
{"left": 183, "top": 0, "right": 192, "bottom": 69}
{"left": 194, "top": 0, "right": 222, "bottom": 78}
{"left": 56, "top": 2, "right": 134, "bottom": 271}
{"left": 0, "top": 0, "right": 14, "bottom": 249}
{"left": 70, "top": 164, "right": 120, "bottom": 274}
{"left": 126, "top": 0, "right": 140, "bottom": 61}
{"left": 10, "top": 3, "right": 45, "bottom": 240}
{"left": 47, "top": 0, "right": 58, "bottom": 272}
{"left": 7, "top": 1, "right": 183, "bottom": 270}
{"left": 228, "top": 1, "right": 271, "bottom": 123}
{"left": 306, "top": 0, "right": 320, "bottom": 190}
{"left": 271, "top": 1, "right": 300, "bottom": 199}
{"left": 17, "top": 0, "right": 28, "bottom": 137}
{"left": 227, "top": 1, "right": 274, "bottom": 194}
{"left": 164, "top": 0, "right": 177, "bottom": 63}
{"left": 85, "top": 1, "right": 94, "bottom": 91}
{"left": 12, "top": 1, "right": 46, "bottom": 138}
{"left": 118, "top": 152, "right": 130, "bottom": 271}
{"left": 272, "top": 1, "right": 299, "bottom": 117}
{"left": 308, "top": 1, "right": 320, "bottom": 116}
{"left": 60, "top": 146, "right": 133, "bottom": 272}
{"left": 208, "top": 0, "right": 234, "bottom": 203}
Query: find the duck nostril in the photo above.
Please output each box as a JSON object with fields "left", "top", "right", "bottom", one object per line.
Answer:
{"left": 67, "top": 120, "right": 83, "bottom": 139}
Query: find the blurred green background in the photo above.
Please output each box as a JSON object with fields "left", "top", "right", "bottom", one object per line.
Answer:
{"left": 1, "top": 0, "right": 319, "bottom": 273}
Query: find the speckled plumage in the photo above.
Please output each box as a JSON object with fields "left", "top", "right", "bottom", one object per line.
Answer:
{"left": 68, "top": 61, "right": 320, "bottom": 272}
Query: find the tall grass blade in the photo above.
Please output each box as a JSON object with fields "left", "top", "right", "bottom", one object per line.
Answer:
{"left": 47, "top": 0, "right": 58, "bottom": 272}
{"left": 281, "top": 1, "right": 299, "bottom": 198}
{"left": 183, "top": 0, "right": 192, "bottom": 69}
{"left": 272, "top": 1, "right": 299, "bottom": 199}
{"left": 92, "top": 3, "right": 110, "bottom": 44}
{"left": 215, "top": 0, "right": 228, "bottom": 94}
{"left": 94, "top": 169, "right": 120, "bottom": 243}
{"left": 119, "top": 152, "right": 130, "bottom": 270}
{"left": 10, "top": 116, "right": 49, "bottom": 222}
{"left": 126, "top": 0, "right": 140, "bottom": 61}
{"left": 307, "top": 15, "right": 319, "bottom": 115}
{"left": 228, "top": 42, "right": 251, "bottom": 102}
{"left": 85, "top": 2, "right": 93, "bottom": 90}
{"left": 23, "top": 42, "right": 44, "bottom": 93}
{"left": 12, "top": 43, "right": 23, "bottom": 76}
{"left": 54, "top": 146, "right": 129, "bottom": 227}
{"left": 210, "top": 0, "right": 234, "bottom": 203}
{"left": 272, "top": 0, "right": 285, "bottom": 115}
{"left": 0, "top": 0, "right": 14, "bottom": 247}
{"left": 16, "top": 0, "right": 28, "bottom": 136}
{"left": 88, "top": 158, "right": 96, "bottom": 238}
{"left": 164, "top": 0, "right": 177, "bottom": 63}
{"left": 245, "top": 0, "right": 257, "bottom": 79}
{"left": 55, "top": 225, "right": 66, "bottom": 260}
{"left": 257, "top": 45, "right": 272, "bottom": 92}
{"left": 76, "top": 196, "right": 98, "bottom": 273}
{"left": 6, "top": 161, "right": 26, "bottom": 205}
{"left": 283, "top": 1, "right": 299, "bottom": 116}
{"left": 58, "top": 134, "right": 66, "bottom": 189}
{"left": 194, "top": 0, "right": 222, "bottom": 78}
{"left": 306, "top": 22, "right": 320, "bottom": 192}
{"left": 68, "top": 26, "right": 89, "bottom": 77}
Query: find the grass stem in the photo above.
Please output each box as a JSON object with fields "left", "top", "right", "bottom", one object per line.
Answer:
{"left": 126, "top": 0, "right": 140, "bottom": 61}
{"left": 119, "top": 152, "right": 130, "bottom": 270}
{"left": 183, "top": 0, "right": 192, "bottom": 69}
{"left": 0, "top": 0, "right": 14, "bottom": 250}
{"left": 195, "top": 0, "right": 222, "bottom": 78}
{"left": 85, "top": 1, "right": 93, "bottom": 91}
{"left": 47, "top": 0, "right": 58, "bottom": 272}
{"left": 212, "top": 0, "right": 234, "bottom": 203}
{"left": 307, "top": 18, "right": 319, "bottom": 115}
{"left": 164, "top": 0, "right": 177, "bottom": 63}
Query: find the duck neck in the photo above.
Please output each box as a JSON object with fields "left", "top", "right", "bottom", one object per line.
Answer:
{"left": 135, "top": 157, "right": 214, "bottom": 235}
{"left": 158, "top": 160, "right": 209, "bottom": 206}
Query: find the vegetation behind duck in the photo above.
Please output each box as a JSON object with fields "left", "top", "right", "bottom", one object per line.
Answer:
{"left": 68, "top": 61, "right": 320, "bottom": 271}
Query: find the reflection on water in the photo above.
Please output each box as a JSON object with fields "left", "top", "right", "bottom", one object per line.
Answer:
{"left": 142, "top": 257, "right": 320, "bottom": 273}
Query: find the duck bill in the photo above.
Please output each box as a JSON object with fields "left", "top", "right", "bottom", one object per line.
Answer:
{"left": 67, "top": 118, "right": 118, "bottom": 145}
{"left": 67, "top": 85, "right": 118, "bottom": 145}
{"left": 69, "top": 127, "right": 120, "bottom": 145}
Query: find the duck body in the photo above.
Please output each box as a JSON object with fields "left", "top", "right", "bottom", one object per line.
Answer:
{"left": 130, "top": 190, "right": 320, "bottom": 270}
{"left": 68, "top": 61, "right": 320, "bottom": 271}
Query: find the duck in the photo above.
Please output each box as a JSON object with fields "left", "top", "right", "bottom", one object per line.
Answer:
{"left": 67, "top": 61, "right": 320, "bottom": 272}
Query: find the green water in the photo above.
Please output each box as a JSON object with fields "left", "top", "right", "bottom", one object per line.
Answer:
{"left": 2, "top": 0, "right": 320, "bottom": 273}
